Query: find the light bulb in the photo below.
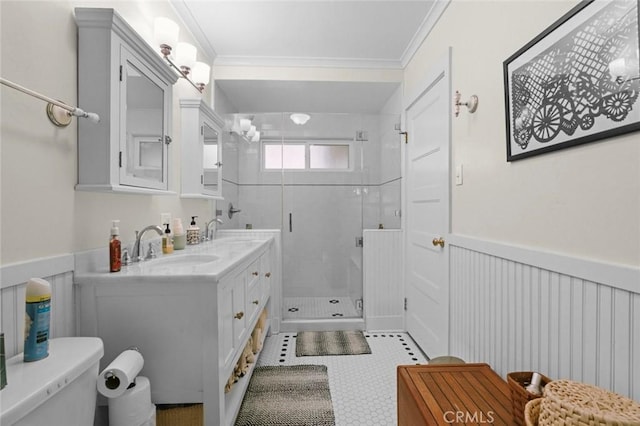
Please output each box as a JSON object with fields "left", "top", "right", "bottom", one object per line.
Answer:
{"left": 154, "top": 17, "right": 179, "bottom": 55}
{"left": 175, "top": 42, "right": 197, "bottom": 72}
{"left": 192, "top": 62, "right": 211, "bottom": 85}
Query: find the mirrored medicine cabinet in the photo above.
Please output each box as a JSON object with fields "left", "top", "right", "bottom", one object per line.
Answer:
{"left": 75, "top": 8, "right": 178, "bottom": 194}
{"left": 180, "top": 99, "right": 224, "bottom": 199}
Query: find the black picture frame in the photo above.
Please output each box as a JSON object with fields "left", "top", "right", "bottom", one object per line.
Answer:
{"left": 503, "top": 0, "right": 640, "bottom": 161}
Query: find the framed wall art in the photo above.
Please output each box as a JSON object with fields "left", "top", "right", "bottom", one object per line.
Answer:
{"left": 503, "top": 0, "right": 640, "bottom": 161}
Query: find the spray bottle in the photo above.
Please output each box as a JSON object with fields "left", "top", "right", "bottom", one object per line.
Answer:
{"left": 24, "top": 278, "right": 51, "bottom": 362}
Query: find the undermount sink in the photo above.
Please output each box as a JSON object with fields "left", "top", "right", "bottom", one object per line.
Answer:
{"left": 140, "top": 253, "right": 220, "bottom": 272}
{"left": 155, "top": 254, "right": 219, "bottom": 266}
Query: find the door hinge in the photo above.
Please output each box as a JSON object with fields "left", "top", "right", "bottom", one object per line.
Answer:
{"left": 356, "top": 236, "right": 363, "bottom": 247}
{"left": 119, "top": 65, "right": 123, "bottom": 82}
{"left": 118, "top": 151, "right": 122, "bottom": 167}
{"left": 201, "top": 174, "right": 204, "bottom": 184}
{"left": 404, "top": 298, "right": 407, "bottom": 311}
{"left": 201, "top": 125, "right": 203, "bottom": 136}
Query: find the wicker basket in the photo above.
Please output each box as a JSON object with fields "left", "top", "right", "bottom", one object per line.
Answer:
{"left": 507, "top": 371, "right": 551, "bottom": 426}
{"left": 537, "top": 380, "right": 640, "bottom": 426}
{"left": 525, "top": 398, "right": 541, "bottom": 426}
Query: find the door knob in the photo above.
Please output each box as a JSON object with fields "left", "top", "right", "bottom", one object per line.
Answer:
{"left": 234, "top": 311, "right": 244, "bottom": 320}
{"left": 432, "top": 237, "right": 445, "bottom": 248}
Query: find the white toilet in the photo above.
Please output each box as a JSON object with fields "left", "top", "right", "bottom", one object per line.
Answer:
{"left": 0, "top": 337, "right": 103, "bottom": 426}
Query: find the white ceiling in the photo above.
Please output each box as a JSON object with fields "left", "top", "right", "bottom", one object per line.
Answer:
{"left": 171, "top": 0, "right": 442, "bottom": 113}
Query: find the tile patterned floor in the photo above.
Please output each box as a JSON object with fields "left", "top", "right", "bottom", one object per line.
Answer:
{"left": 283, "top": 297, "right": 361, "bottom": 319}
{"left": 257, "top": 332, "right": 428, "bottom": 426}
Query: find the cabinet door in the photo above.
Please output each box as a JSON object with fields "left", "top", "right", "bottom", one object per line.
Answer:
{"left": 219, "top": 269, "right": 246, "bottom": 371}
{"left": 202, "top": 120, "right": 222, "bottom": 196}
{"left": 179, "top": 99, "right": 224, "bottom": 199}
{"left": 231, "top": 270, "right": 247, "bottom": 352}
{"left": 119, "top": 46, "right": 170, "bottom": 190}
{"left": 218, "top": 277, "right": 235, "bottom": 370}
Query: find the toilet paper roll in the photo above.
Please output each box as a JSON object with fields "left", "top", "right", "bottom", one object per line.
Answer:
{"left": 97, "top": 349, "right": 144, "bottom": 398}
{"left": 108, "top": 376, "right": 156, "bottom": 426}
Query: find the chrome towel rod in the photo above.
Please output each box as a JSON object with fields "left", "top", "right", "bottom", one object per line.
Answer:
{"left": 0, "top": 77, "right": 100, "bottom": 127}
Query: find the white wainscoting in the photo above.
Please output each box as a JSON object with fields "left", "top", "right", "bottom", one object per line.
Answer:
{"left": 447, "top": 234, "right": 640, "bottom": 402}
{"left": 0, "top": 255, "right": 75, "bottom": 357}
{"left": 363, "top": 229, "right": 404, "bottom": 331}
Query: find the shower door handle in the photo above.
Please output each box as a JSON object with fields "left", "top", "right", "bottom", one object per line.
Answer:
{"left": 289, "top": 213, "right": 293, "bottom": 232}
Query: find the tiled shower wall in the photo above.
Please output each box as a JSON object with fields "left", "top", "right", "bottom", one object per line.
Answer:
{"left": 448, "top": 234, "right": 640, "bottom": 401}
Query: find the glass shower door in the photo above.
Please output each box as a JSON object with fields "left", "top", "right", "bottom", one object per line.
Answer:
{"left": 281, "top": 113, "right": 364, "bottom": 320}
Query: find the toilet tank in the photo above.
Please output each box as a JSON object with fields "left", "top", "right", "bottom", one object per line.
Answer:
{"left": 0, "top": 337, "right": 103, "bottom": 426}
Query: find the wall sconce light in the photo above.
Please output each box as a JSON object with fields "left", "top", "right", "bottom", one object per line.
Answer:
{"left": 231, "top": 117, "right": 260, "bottom": 142}
{"left": 454, "top": 91, "right": 478, "bottom": 117}
{"left": 154, "top": 17, "right": 210, "bottom": 93}
{"left": 290, "top": 113, "right": 311, "bottom": 125}
{"left": 191, "top": 62, "right": 211, "bottom": 92}
{"left": 239, "top": 118, "right": 252, "bottom": 132}
{"left": 175, "top": 42, "right": 197, "bottom": 75}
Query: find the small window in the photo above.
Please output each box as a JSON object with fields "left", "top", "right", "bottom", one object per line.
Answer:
{"left": 309, "top": 144, "right": 349, "bottom": 169}
{"left": 264, "top": 144, "right": 305, "bottom": 169}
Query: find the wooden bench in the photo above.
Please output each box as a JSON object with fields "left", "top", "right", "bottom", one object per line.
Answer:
{"left": 398, "top": 363, "right": 513, "bottom": 425}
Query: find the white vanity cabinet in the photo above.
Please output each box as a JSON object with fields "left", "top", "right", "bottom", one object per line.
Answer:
{"left": 218, "top": 250, "right": 274, "bottom": 425}
{"left": 180, "top": 99, "right": 224, "bottom": 199}
{"left": 75, "top": 238, "right": 274, "bottom": 426}
{"left": 75, "top": 8, "right": 178, "bottom": 194}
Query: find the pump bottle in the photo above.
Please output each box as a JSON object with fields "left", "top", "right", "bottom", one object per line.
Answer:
{"left": 162, "top": 223, "right": 174, "bottom": 254}
{"left": 110, "top": 220, "right": 121, "bottom": 272}
{"left": 187, "top": 216, "right": 200, "bottom": 245}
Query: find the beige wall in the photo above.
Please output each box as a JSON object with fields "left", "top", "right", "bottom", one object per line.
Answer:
{"left": 0, "top": 1, "right": 214, "bottom": 265}
{"left": 405, "top": 0, "right": 640, "bottom": 267}
{"left": 2, "top": 0, "right": 639, "bottom": 268}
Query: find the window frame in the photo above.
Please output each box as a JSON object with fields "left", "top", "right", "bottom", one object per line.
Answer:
{"left": 261, "top": 140, "right": 354, "bottom": 172}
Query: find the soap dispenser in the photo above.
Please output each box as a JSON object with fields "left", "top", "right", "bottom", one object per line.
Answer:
{"left": 187, "top": 216, "right": 200, "bottom": 245}
{"left": 109, "top": 220, "right": 121, "bottom": 272}
{"left": 162, "top": 223, "right": 174, "bottom": 254}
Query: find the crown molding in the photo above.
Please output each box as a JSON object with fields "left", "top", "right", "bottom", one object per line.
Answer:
{"left": 213, "top": 55, "right": 404, "bottom": 69}
{"left": 171, "top": 0, "right": 450, "bottom": 71}
{"left": 170, "top": 0, "right": 218, "bottom": 63}
{"left": 400, "top": 0, "right": 452, "bottom": 68}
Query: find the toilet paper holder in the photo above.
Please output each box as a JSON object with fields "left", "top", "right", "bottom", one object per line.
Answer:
{"left": 101, "top": 346, "right": 141, "bottom": 392}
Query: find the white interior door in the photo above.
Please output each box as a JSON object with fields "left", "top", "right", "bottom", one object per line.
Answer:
{"left": 404, "top": 51, "right": 451, "bottom": 358}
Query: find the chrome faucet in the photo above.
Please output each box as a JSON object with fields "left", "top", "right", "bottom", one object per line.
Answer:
{"left": 132, "top": 225, "right": 163, "bottom": 262}
{"left": 204, "top": 218, "right": 223, "bottom": 241}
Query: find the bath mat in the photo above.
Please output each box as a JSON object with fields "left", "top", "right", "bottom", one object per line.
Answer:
{"left": 234, "top": 365, "right": 335, "bottom": 426}
{"left": 295, "top": 330, "right": 371, "bottom": 356}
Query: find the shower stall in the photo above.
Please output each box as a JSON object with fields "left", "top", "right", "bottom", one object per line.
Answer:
{"left": 220, "top": 112, "right": 401, "bottom": 330}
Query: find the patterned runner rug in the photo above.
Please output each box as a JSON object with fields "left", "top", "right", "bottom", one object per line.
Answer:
{"left": 295, "top": 330, "right": 372, "bottom": 356}
{"left": 235, "top": 365, "right": 335, "bottom": 426}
